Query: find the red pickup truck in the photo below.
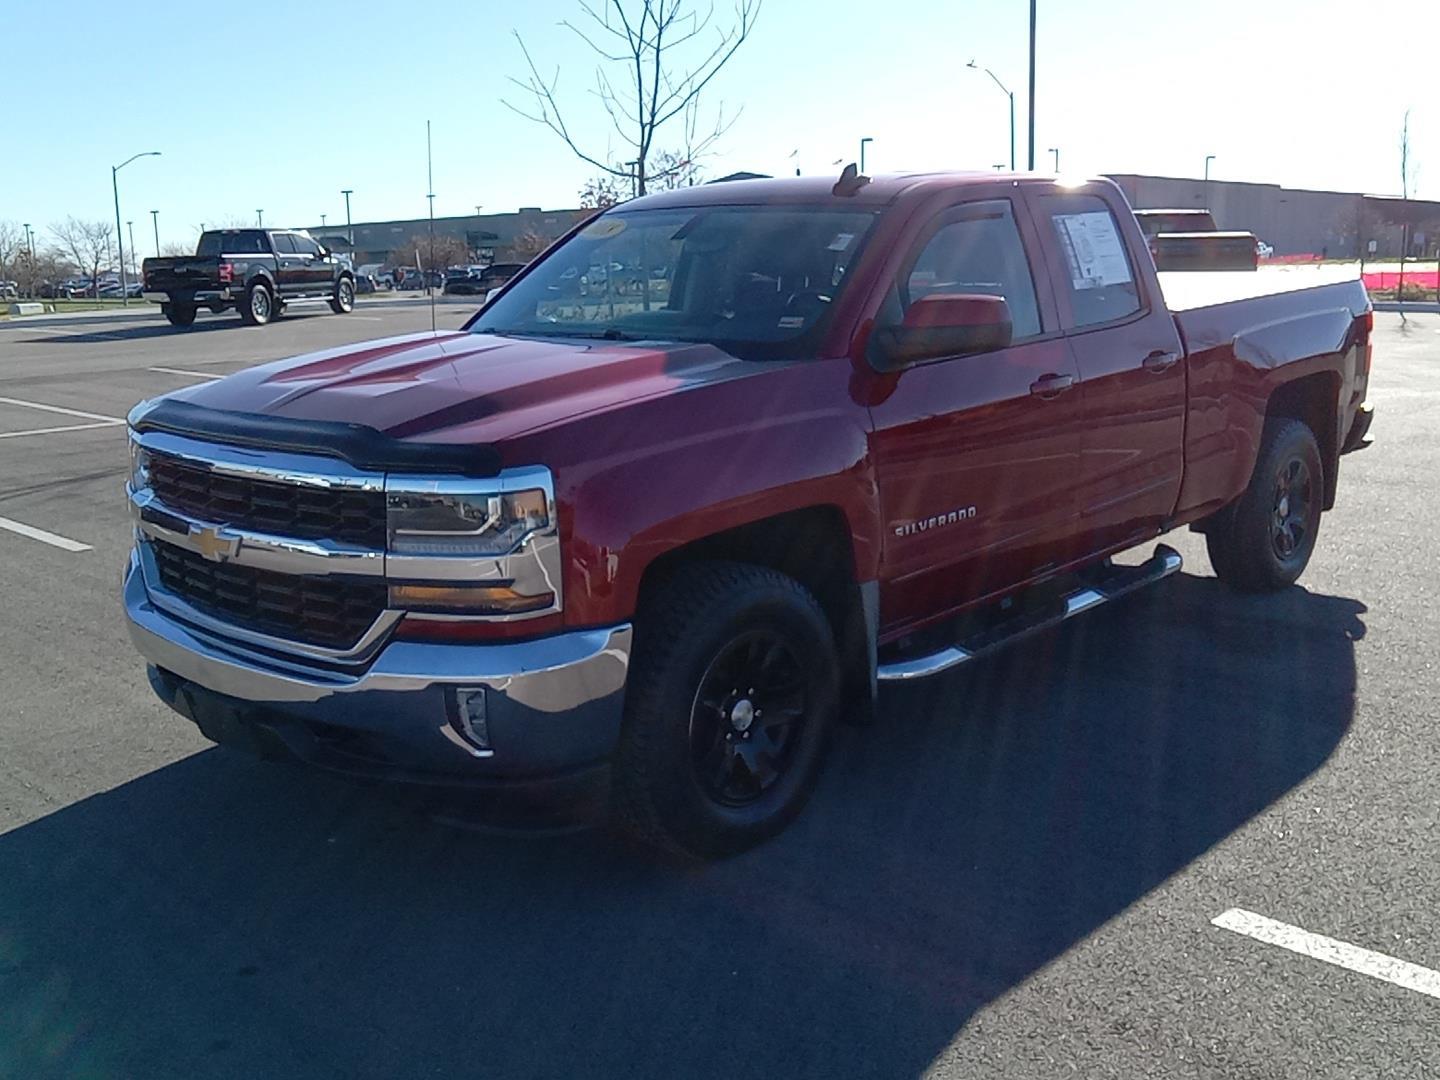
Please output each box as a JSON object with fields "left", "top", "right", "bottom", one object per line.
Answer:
{"left": 124, "top": 170, "right": 1373, "bottom": 856}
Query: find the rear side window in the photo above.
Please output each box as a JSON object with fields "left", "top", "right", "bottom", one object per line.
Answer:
{"left": 887, "top": 199, "right": 1042, "bottom": 339}
{"left": 1041, "top": 196, "right": 1142, "bottom": 327}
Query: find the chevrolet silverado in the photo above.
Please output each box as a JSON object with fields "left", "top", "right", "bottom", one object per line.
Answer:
{"left": 123, "top": 170, "right": 1373, "bottom": 856}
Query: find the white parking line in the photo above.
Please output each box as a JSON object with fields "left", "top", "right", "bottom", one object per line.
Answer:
{"left": 0, "top": 516, "right": 92, "bottom": 552}
{"left": 148, "top": 366, "right": 220, "bottom": 380}
{"left": 1213, "top": 908, "right": 1440, "bottom": 1001}
{"left": 0, "top": 421, "right": 125, "bottom": 440}
{"left": 0, "top": 395, "right": 126, "bottom": 423}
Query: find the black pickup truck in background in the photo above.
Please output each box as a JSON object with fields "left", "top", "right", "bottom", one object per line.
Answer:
{"left": 142, "top": 229, "right": 356, "bottom": 327}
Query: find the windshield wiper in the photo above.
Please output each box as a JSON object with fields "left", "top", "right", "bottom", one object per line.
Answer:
{"left": 478, "top": 327, "right": 645, "bottom": 342}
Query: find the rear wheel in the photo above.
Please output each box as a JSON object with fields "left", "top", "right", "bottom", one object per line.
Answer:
{"left": 239, "top": 282, "right": 273, "bottom": 325}
{"left": 329, "top": 276, "right": 355, "bottom": 314}
{"left": 163, "top": 303, "right": 196, "bottom": 327}
{"left": 1206, "top": 418, "right": 1324, "bottom": 592}
{"left": 612, "top": 561, "right": 840, "bottom": 858}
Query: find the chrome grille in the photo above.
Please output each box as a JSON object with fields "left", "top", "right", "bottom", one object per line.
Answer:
{"left": 149, "top": 453, "right": 385, "bottom": 548}
{"left": 150, "top": 539, "right": 387, "bottom": 651}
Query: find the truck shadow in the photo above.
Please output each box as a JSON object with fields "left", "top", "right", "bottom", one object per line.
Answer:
{"left": 20, "top": 314, "right": 333, "bottom": 344}
{"left": 0, "top": 574, "right": 1363, "bottom": 1079}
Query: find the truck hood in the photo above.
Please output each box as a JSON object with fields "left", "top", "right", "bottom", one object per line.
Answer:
{"left": 171, "top": 330, "right": 764, "bottom": 444}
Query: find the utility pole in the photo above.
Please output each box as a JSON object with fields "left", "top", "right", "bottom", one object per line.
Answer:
{"left": 150, "top": 210, "right": 159, "bottom": 257}
{"left": 1027, "top": 0, "right": 1037, "bottom": 170}
{"left": 341, "top": 189, "right": 354, "bottom": 247}
{"left": 112, "top": 150, "right": 160, "bottom": 307}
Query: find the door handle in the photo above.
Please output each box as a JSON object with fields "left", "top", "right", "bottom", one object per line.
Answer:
{"left": 1142, "top": 350, "right": 1181, "bottom": 373}
{"left": 1029, "top": 372, "right": 1075, "bottom": 398}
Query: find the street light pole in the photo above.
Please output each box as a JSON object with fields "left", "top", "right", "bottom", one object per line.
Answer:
{"left": 150, "top": 210, "right": 159, "bottom": 257}
{"left": 1049, "top": 147, "right": 1060, "bottom": 172}
{"left": 320, "top": 214, "right": 327, "bottom": 228}
{"left": 967, "top": 62, "right": 1015, "bottom": 171}
{"left": 256, "top": 209, "right": 264, "bottom": 227}
{"left": 1027, "top": 0, "right": 1037, "bottom": 171}
{"left": 341, "top": 189, "right": 354, "bottom": 247}
{"left": 127, "top": 221, "right": 136, "bottom": 279}
{"left": 860, "top": 137, "right": 873, "bottom": 173}
{"left": 112, "top": 150, "right": 160, "bottom": 308}
{"left": 1204, "top": 154, "right": 1215, "bottom": 182}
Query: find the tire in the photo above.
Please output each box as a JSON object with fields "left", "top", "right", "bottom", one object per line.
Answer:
{"left": 329, "top": 276, "right": 355, "bottom": 314}
{"left": 163, "top": 303, "right": 196, "bottom": 327}
{"left": 239, "top": 282, "right": 273, "bottom": 325}
{"left": 612, "top": 561, "right": 840, "bottom": 858}
{"left": 1206, "top": 417, "right": 1324, "bottom": 592}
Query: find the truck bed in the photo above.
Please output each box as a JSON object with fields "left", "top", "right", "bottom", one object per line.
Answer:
{"left": 1159, "top": 264, "right": 1361, "bottom": 312}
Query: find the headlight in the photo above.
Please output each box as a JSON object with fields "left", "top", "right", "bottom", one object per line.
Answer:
{"left": 129, "top": 438, "right": 151, "bottom": 491}
{"left": 387, "top": 487, "right": 550, "bottom": 556}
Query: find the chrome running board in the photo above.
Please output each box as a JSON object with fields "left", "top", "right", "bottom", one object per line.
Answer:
{"left": 876, "top": 544, "right": 1183, "bottom": 683}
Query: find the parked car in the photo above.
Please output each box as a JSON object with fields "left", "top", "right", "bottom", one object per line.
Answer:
{"left": 354, "top": 273, "right": 380, "bottom": 294}
{"left": 123, "top": 171, "right": 1373, "bottom": 857}
{"left": 1256, "top": 239, "right": 1275, "bottom": 259}
{"left": 140, "top": 228, "right": 356, "bottom": 327}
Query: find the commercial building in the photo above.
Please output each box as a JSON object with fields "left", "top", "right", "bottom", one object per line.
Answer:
{"left": 1108, "top": 174, "right": 1440, "bottom": 259}
{"left": 307, "top": 207, "right": 581, "bottom": 269}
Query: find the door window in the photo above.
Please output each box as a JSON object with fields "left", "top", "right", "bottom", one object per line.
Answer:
{"left": 1040, "top": 196, "right": 1142, "bottom": 327}
{"left": 881, "top": 200, "right": 1042, "bottom": 340}
{"left": 271, "top": 233, "right": 298, "bottom": 255}
{"left": 291, "top": 235, "right": 322, "bottom": 257}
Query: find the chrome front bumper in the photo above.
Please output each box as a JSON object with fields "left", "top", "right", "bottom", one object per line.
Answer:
{"left": 124, "top": 553, "right": 632, "bottom": 780}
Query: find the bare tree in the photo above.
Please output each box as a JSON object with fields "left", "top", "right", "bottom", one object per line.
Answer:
{"left": 579, "top": 174, "right": 626, "bottom": 210}
{"left": 0, "top": 221, "right": 22, "bottom": 283}
{"left": 504, "top": 227, "right": 553, "bottom": 263}
{"left": 505, "top": 0, "right": 759, "bottom": 195}
{"left": 1398, "top": 109, "right": 1412, "bottom": 317}
{"left": 160, "top": 241, "right": 192, "bottom": 257}
{"left": 393, "top": 233, "right": 469, "bottom": 274}
{"left": 50, "top": 218, "right": 115, "bottom": 297}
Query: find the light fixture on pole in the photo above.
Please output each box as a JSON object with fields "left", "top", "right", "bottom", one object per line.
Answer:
{"left": 111, "top": 150, "right": 160, "bottom": 308}
{"left": 341, "top": 189, "right": 354, "bottom": 247}
{"left": 1048, "top": 147, "right": 1060, "bottom": 172}
{"left": 967, "top": 60, "right": 1016, "bottom": 171}
{"left": 150, "top": 210, "right": 159, "bottom": 257}
{"left": 1027, "top": 0, "right": 1037, "bottom": 171}
{"left": 859, "top": 137, "right": 873, "bottom": 173}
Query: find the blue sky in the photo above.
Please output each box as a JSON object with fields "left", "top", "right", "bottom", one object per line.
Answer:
{"left": 2, "top": 0, "right": 1436, "bottom": 252}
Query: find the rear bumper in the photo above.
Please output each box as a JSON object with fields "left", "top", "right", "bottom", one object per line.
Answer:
{"left": 123, "top": 553, "right": 632, "bottom": 802}
{"left": 144, "top": 288, "right": 232, "bottom": 305}
{"left": 1341, "top": 401, "right": 1374, "bottom": 454}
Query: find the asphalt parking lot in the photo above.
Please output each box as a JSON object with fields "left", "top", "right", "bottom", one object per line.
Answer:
{"left": 1, "top": 302, "right": 1437, "bottom": 1078}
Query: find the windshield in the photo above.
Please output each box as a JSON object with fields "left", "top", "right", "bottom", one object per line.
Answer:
{"left": 473, "top": 205, "right": 878, "bottom": 359}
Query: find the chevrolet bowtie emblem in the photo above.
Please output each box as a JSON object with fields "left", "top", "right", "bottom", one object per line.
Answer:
{"left": 188, "top": 524, "right": 241, "bottom": 562}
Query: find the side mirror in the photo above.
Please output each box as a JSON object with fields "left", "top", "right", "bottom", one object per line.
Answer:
{"left": 870, "top": 294, "right": 1013, "bottom": 372}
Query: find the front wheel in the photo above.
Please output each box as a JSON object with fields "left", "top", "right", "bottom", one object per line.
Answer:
{"left": 1206, "top": 417, "right": 1324, "bottom": 592}
{"left": 163, "top": 303, "right": 196, "bottom": 327}
{"left": 612, "top": 561, "right": 840, "bottom": 858}
{"left": 330, "top": 276, "right": 355, "bottom": 314}
{"left": 239, "top": 282, "right": 273, "bottom": 325}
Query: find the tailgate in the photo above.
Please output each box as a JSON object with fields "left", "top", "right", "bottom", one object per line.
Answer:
{"left": 143, "top": 257, "right": 220, "bottom": 291}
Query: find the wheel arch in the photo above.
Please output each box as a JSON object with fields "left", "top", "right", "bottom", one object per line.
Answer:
{"left": 636, "top": 505, "right": 876, "bottom": 718}
{"left": 1265, "top": 371, "right": 1342, "bottom": 509}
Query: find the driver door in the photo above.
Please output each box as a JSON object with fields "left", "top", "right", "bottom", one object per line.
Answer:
{"left": 868, "top": 196, "right": 1084, "bottom": 635}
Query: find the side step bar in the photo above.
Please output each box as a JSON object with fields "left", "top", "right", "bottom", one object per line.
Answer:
{"left": 876, "top": 544, "right": 1183, "bottom": 683}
